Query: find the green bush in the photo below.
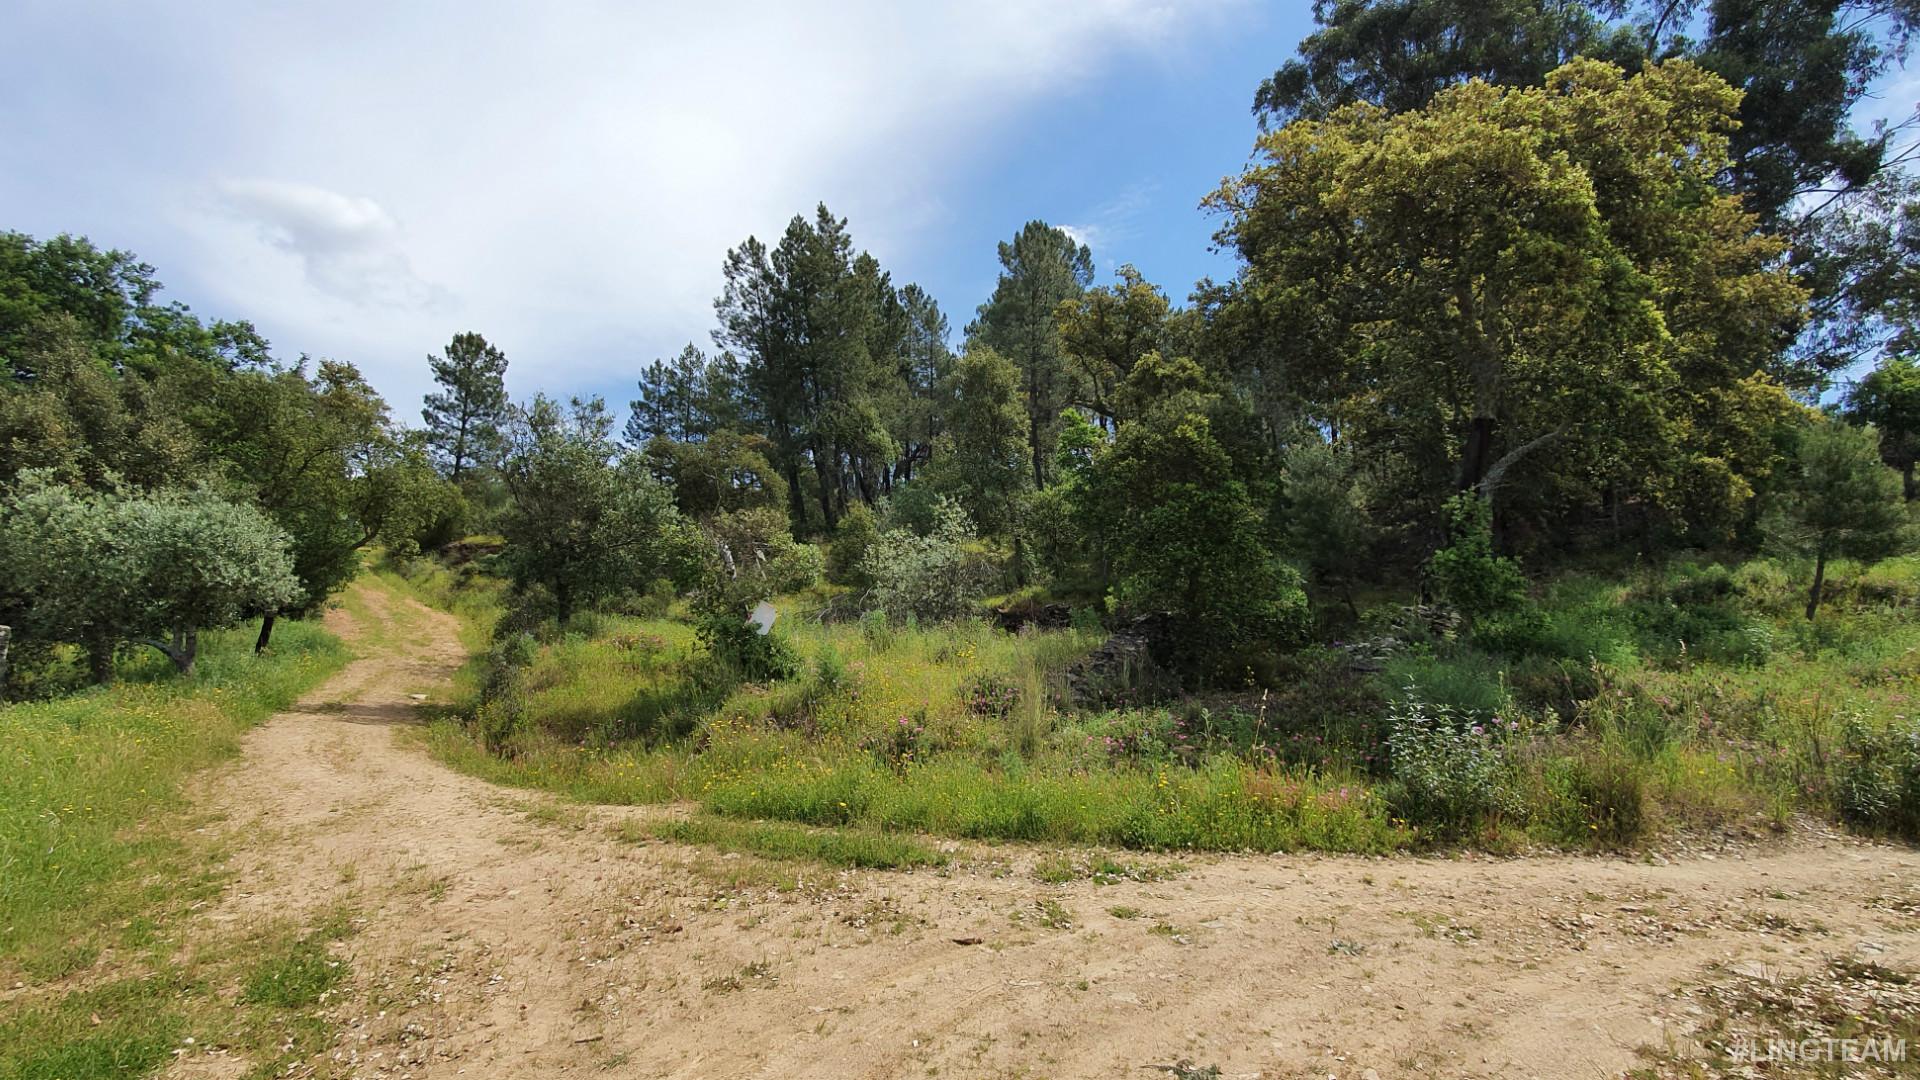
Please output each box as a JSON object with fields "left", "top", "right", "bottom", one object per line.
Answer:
{"left": 1428, "top": 495, "right": 1526, "bottom": 624}
{"left": 826, "top": 503, "right": 878, "bottom": 588}
{"left": 1384, "top": 691, "right": 1519, "bottom": 835}
{"left": 698, "top": 615, "right": 801, "bottom": 683}
{"left": 1556, "top": 752, "right": 1648, "bottom": 847}
{"left": 1834, "top": 716, "right": 1920, "bottom": 839}
{"left": 862, "top": 498, "right": 995, "bottom": 624}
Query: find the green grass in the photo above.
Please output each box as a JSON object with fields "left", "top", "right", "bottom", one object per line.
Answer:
{"left": 239, "top": 924, "right": 351, "bottom": 1008}
{"left": 635, "top": 815, "right": 949, "bottom": 869}
{"left": 420, "top": 551, "right": 1920, "bottom": 855}
{"left": 0, "top": 618, "right": 348, "bottom": 978}
{"left": 0, "top": 610, "right": 359, "bottom": 1080}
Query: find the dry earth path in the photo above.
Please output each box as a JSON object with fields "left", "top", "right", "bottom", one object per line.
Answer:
{"left": 170, "top": 578, "right": 1920, "bottom": 1079}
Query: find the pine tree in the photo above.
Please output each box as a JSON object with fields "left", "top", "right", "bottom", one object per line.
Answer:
{"left": 422, "top": 331, "right": 510, "bottom": 482}
{"left": 967, "top": 222, "right": 1093, "bottom": 489}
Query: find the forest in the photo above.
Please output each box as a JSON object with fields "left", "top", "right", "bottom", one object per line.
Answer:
{"left": 7, "top": 1, "right": 1920, "bottom": 866}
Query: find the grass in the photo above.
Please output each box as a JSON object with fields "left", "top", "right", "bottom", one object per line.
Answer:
{"left": 0, "top": 617, "right": 348, "bottom": 977}
{"left": 413, "top": 549, "right": 1920, "bottom": 856}
{"left": 636, "top": 815, "right": 949, "bottom": 870}
{"left": 0, "top": 603, "right": 353, "bottom": 1080}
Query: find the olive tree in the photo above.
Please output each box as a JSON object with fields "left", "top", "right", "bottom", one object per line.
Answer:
{"left": 0, "top": 474, "right": 299, "bottom": 679}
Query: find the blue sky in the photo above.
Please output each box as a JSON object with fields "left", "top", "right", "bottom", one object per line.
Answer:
{"left": 0, "top": 1, "right": 1314, "bottom": 416}
{"left": 4, "top": 3, "right": 1912, "bottom": 417}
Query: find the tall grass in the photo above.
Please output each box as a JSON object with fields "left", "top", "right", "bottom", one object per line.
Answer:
{"left": 425, "top": 552, "right": 1920, "bottom": 853}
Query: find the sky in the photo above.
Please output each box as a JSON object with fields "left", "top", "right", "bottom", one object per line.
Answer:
{"left": 0, "top": 0, "right": 1314, "bottom": 416}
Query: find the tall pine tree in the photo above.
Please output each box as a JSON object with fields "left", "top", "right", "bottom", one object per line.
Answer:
{"left": 422, "top": 331, "right": 509, "bottom": 482}
{"left": 967, "top": 221, "right": 1093, "bottom": 489}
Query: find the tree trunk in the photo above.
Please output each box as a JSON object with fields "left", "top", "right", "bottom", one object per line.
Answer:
{"left": 1458, "top": 415, "right": 1495, "bottom": 492}
{"left": 783, "top": 456, "right": 806, "bottom": 535}
{"left": 0, "top": 624, "right": 10, "bottom": 693}
{"left": 1805, "top": 547, "right": 1829, "bottom": 621}
{"left": 88, "top": 634, "right": 116, "bottom": 685}
{"left": 554, "top": 580, "right": 574, "bottom": 626}
{"left": 255, "top": 613, "right": 277, "bottom": 654}
{"left": 1904, "top": 459, "right": 1915, "bottom": 502}
{"left": 812, "top": 447, "right": 837, "bottom": 532}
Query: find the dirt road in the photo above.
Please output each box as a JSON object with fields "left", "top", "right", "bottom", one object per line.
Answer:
{"left": 176, "top": 579, "right": 1920, "bottom": 1079}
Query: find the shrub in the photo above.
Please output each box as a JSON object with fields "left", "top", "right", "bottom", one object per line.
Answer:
{"left": 1384, "top": 691, "right": 1519, "bottom": 835}
{"left": 1428, "top": 494, "right": 1526, "bottom": 625}
{"left": 1068, "top": 605, "right": 1105, "bottom": 635}
{"left": 858, "top": 610, "right": 893, "bottom": 651}
{"left": 474, "top": 632, "right": 536, "bottom": 753}
{"left": 697, "top": 614, "right": 800, "bottom": 682}
{"left": 826, "top": 503, "right": 878, "bottom": 588}
{"left": 1833, "top": 716, "right": 1920, "bottom": 839}
{"left": 861, "top": 498, "right": 995, "bottom": 624}
{"left": 1559, "top": 752, "right": 1649, "bottom": 848}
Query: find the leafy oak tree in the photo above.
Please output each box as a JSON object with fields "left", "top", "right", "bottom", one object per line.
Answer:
{"left": 1212, "top": 59, "right": 1806, "bottom": 540}
{"left": 497, "top": 395, "right": 690, "bottom": 623}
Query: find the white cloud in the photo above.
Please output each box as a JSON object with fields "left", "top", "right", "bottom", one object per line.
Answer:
{"left": 214, "top": 178, "right": 443, "bottom": 309}
{"left": 1, "top": 0, "right": 1241, "bottom": 409}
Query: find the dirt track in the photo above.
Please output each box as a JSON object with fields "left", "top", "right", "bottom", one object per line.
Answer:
{"left": 171, "top": 579, "right": 1920, "bottom": 1079}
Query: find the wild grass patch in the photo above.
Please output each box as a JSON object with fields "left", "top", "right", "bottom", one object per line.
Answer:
{"left": 639, "top": 815, "right": 948, "bottom": 870}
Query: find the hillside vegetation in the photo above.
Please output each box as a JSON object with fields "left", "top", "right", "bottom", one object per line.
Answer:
{"left": 397, "top": 542, "right": 1920, "bottom": 853}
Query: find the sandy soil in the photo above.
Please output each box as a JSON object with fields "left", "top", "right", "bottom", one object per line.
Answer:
{"left": 170, "top": 579, "right": 1920, "bottom": 1080}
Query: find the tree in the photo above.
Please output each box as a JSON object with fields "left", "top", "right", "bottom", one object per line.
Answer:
{"left": 0, "top": 314, "right": 201, "bottom": 489}
{"left": 497, "top": 395, "right": 688, "bottom": 623}
{"left": 1252, "top": 1, "right": 1920, "bottom": 228}
{"left": 922, "top": 346, "right": 1030, "bottom": 534}
{"left": 1212, "top": 59, "right": 1806, "bottom": 542}
{"left": 208, "top": 358, "right": 454, "bottom": 649}
{"left": 1768, "top": 420, "right": 1910, "bottom": 618}
{"left": 890, "top": 284, "right": 953, "bottom": 486}
{"left": 422, "top": 331, "right": 510, "bottom": 482}
{"left": 625, "top": 343, "right": 743, "bottom": 446}
{"left": 1078, "top": 364, "right": 1308, "bottom": 679}
{"left": 0, "top": 476, "right": 298, "bottom": 679}
{"left": 1055, "top": 265, "right": 1171, "bottom": 430}
{"left": 1252, "top": 0, "right": 1641, "bottom": 127}
{"left": 1280, "top": 438, "right": 1379, "bottom": 615}
{"left": 642, "top": 430, "right": 787, "bottom": 519}
{"left": 1847, "top": 356, "right": 1920, "bottom": 499}
{"left": 968, "top": 221, "right": 1093, "bottom": 489}
{"left": 1811, "top": 173, "right": 1920, "bottom": 375}
{"left": 119, "top": 486, "right": 303, "bottom": 673}
{"left": 714, "top": 205, "right": 921, "bottom": 533}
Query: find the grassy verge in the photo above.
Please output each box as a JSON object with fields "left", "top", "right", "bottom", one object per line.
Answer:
{"left": 0, "top": 619, "right": 347, "bottom": 977}
{"left": 0, "top": 616, "right": 351, "bottom": 1079}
